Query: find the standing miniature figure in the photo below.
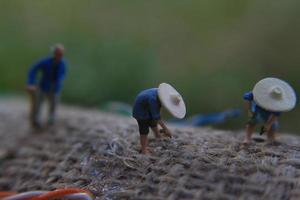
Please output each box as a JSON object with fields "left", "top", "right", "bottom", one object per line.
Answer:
{"left": 133, "top": 83, "right": 186, "bottom": 154}
{"left": 26, "top": 44, "right": 67, "bottom": 128}
{"left": 243, "top": 77, "right": 297, "bottom": 144}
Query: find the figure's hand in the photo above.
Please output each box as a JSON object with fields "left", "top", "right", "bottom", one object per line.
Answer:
{"left": 158, "top": 120, "right": 172, "bottom": 138}
{"left": 259, "top": 126, "right": 266, "bottom": 135}
{"left": 26, "top": 85, "right": 37, "bottom": 92}
{"left": 163, "top": 128, "right": 172, "bottom": 138}
{"left": 263, "top": 124, "right": 271, "bottom": 133}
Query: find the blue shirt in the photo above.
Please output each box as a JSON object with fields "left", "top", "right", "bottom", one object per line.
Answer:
{"left": 132, "top": 88, "right": 161, "bottom": 120}
{"left": 243, "top": 91, "right": 281, "bottom": 120}
{"left": 27, "top": 57, "right": 67, "bottom": 94}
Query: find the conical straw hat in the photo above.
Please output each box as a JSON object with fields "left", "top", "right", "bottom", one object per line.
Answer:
{"left": 253, "top": 77, "right": 297, "bottom": 112}
{"left": 158, "top": 83, "right": 186, "bottom": 119}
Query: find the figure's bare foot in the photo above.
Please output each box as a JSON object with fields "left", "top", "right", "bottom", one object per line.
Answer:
{"left": 243, "top": 138, "right": 251, "bottom": 145}
{"left": 141, "top": 148, "right": 152, "bottom": 155}
{"left": 266, "top": 138, "right": 280, "bottom": 145}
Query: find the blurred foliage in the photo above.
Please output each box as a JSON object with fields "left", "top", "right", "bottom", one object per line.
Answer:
{"left": 0, "top": 0, "right": 299, "bottom": 132}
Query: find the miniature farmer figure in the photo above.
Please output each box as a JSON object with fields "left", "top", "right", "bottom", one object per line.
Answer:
{"left": 243, "top": 77, "right": 297, "bottom": 144}
{"left": 26, "top": 44, "right": 67, "bottom": 128}
{"left": 133, "top": 83, "right": 186, "bottom": 154}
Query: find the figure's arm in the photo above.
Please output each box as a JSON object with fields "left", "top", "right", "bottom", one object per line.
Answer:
{"left": 158, "top": 120, "right": 172, "bottom": 138}
{"left": 26, "top": 60, "right": 43, "bottom": 91}
{"left": 148, "top": 97, "right": 172, "bottom": 138}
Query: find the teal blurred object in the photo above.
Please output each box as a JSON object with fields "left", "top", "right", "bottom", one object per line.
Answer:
{"left": 101, "top": 101, "right": 132, "bottom": 116}
{"left": 169, "top": 109, "right": 241, "bottom": 127}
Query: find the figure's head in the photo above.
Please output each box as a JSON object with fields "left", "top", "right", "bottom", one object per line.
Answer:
{"left": 51, "top": 43, "right": 65, "bottom": 61}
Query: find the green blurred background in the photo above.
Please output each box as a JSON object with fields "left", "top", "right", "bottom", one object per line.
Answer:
{"left": 0, "top": 0, "right": 299, "bottom": 132}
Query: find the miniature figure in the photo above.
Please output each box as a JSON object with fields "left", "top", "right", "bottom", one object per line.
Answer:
{"left": 243, "top": 77, "right": 297, "bottom": 144}
{"left": 133, "top": 83, "right": 186, "bottom": 154}
{"left": 26, "top": 44, "right": 67, "bottom": 128}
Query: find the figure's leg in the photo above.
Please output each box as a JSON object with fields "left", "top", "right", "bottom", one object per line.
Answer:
{"left": 137, "top": 120, "right": 151, "bottom": 154}
{"left": 150, "top": 126, "right": 161, "bottom": 139}
{"left": 267, "top": 122, "right": 279, "bottom": 143}
{"left": 48, "top": 93, "right": 59, "bottom": 126}
{"left": 243, "top": 114, "right": 258, "bottom": 144}
{"left": 243, "top": 124, "right": 256, "bottom": 144}
{"left": 267, "top": 130, "right": 276, "bottom": 143}
{"left": 29, "top": 91, "right": 36, "bottom": 126}
{"left": 140, "top": 135, "right": 150, "bottom": 154}
{"left": 31, "top": 90, "right": 43, "bottom": 128}
{"left": 150, "top": 120, "right": 160, "bottom": 139}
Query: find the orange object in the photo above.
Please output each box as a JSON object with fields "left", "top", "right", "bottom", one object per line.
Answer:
{"left": 29, "top": 188, "right": 91, "bottom": 200}
{"left": 0, "top": 191, "right": 17, "bottom": 198}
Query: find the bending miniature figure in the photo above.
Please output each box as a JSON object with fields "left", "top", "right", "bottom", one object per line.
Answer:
{"left": 133, "top": 83, "right": 186, "bottom": 154}
{"left": 243, "top": 77, "right": 297, "bottom": 144}
{"left": 26, "top": 44, "right": 67, "bottom": 128}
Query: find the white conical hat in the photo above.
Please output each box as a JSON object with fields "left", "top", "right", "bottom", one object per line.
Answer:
{"left": 253, "top": 77, "right": 297, "bottom": 112}
{"left": 158, "top": 83, "right": 186, "bottom": 119}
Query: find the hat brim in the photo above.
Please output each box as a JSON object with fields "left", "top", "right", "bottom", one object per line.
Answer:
{"left": 158, "top": 83, "right": 186, "bottom": 119}
{"left": 253, "top": 78, "right": 297, "bottom": 112}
